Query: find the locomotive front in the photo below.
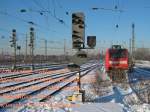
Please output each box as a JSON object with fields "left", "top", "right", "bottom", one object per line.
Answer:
{"left": 105, "top": 45, "right": 129, "bottom": 82}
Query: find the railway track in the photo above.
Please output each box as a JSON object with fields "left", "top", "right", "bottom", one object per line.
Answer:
{"left": 0, "top": 65, "right": 95, "bottom": 86}
{"left": 0, "top": 63, "right": 93, "bottom": 81}
{"left": 0, "top": 64, "right": 67, "bottom": 72}
{"left": 0, "top": 64, "right": 98, "bottom": 111}
{"left": 0, "top": 69, "right": 73, "bottom": 89}
{"left": 0, "top": 72, "right": 75, "bottom": 94}
{"left": 128, "top": 67, "right": 150, "bottom": 103}
{"left": 39, "top": 67, "right": 96, "bottom": 102}
{"left": 0, "top": 65, "right": 66, "bottom": 80}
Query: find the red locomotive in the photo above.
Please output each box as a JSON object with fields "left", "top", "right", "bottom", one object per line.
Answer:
{"left": 105, "top": 45, "right": 129, "bottom": 82}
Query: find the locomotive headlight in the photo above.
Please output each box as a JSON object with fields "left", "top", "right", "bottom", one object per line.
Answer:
{"left": 109, "top": 61, "right": 113, "bottom": 64}
{"left": 119, "top": 61, "right": 127, "bottom": 64}
{"left": 109, "top": 61, "right": 127, "bottom": 64}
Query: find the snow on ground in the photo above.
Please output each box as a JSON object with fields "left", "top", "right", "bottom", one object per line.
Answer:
{"left": 72, "top": 102, "right": 124, "bottom": 112}
{"left": 17, "top": 94, "right": 75, "bottom": 112}
{"left": 130, "top": 104, "right": 150, "bottom": 112}
{"left": 16, "top": 79, "right": 77, "bottom": 112}
{"left": 79, "top": 64, "right": 150, "bottom": 112}
{"left": 2, "top": 62, "right": 150, "bottom": 112}
{"left": 136, "top": 60, "right": 150, "bottom": 68}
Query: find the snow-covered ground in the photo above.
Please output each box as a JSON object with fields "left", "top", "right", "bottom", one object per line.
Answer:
{"left": 15, "top": 65, "right": 130, "bottom": 112}
{"left": 136, "top": 60, "right": 150, "bottom": 68}
{"left": 1, "top": 62, "right": 150, "bottom": 112}
{"left": 79, "top": 64, "right": 150, "bottom": 112}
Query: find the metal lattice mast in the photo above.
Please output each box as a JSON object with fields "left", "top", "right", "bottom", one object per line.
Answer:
{"left": 64, "top": 39, "right": 66, "bottom": 59}
{"left": 45, "top": 39, "right": 47, "bottom": 61}
{"left": 132, "top": 23, "right": 135, "bottom": 58}
{"left": 29, "top": 27, "right": 35, "bottom": 70}
{"left": 10, "top": 29, "right": 17, "bottom": 69}
{"left": 129, "top": 38, "right": 132, "bottom": 55}
{"left": 25, "top": 34, "right": 28, "bottom": 63}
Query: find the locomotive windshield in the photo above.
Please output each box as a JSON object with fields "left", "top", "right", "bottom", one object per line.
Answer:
{"left": 109, "top": 49, "right": 127, "bottom": 58}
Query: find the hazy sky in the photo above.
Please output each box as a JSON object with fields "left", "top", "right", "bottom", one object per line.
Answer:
{"left": 0, "top": 0, "right": 150, "bottom": 55}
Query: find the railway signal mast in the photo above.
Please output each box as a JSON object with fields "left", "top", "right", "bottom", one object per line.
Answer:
{"left": 70, "top": 12, "right": 96, "bottom": 102}
{"left": 72, "top": 12, "right": 96, "bottom": 65}
{"left": 10, "top": 29, "right": 17, "bottom": 69}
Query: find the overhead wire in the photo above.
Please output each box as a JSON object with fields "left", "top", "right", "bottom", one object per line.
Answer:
{"left": 32, "top": 0, "right": 53, "bottom": 20}
{"left": 0, "top": 11, "right": 31, "bottom": 27}
{"left": 111, "top": 0, "right": 124, "bottom": 31}
{"left": 32, "top": 0, "right": 67, "bottom": 26}
{"left": 0, "top": 10, "right": 54, "bottom": 40}
{"left": 54, "top": 0, "right": 69, "bottom": 28}
{"left": 49, "top": 0, "right": 69, "bottom": 27}
{"left": 0, "top": 10, "right": 45, "bottom": 30}
{"left": 52, "top": 0, "right": 56, "bottom": 18}
{"left": 0, "top": 27, "right": 26, "bottom": 36}
{"left": 39, "top": 47, "right": 70, "bottom": 50}
{"left": 55, "top": 0, "right": 69, "bottom": 15}
{"left": 36, "top": 39, "right": 62, "bottom": 44}
{"left": 0, "top": 1, "right": 69, "bottom": 54}
{"left": 0, "top": 26, "right": 50, "bottom": 53}
{"left": 32, "top": 0, "right": 45, "bottom": 10}
{"left": 21, "top": 0, "right": 68, "bottom": 36}
{"left": 1, "top": 1, "right": 69, "bottom": 49}
{"left": 31, "top": 0, "right": 69, "bottom": 35}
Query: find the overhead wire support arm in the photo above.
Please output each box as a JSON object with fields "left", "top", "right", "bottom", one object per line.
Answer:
{"left": 91, "top": 7, "right": 124, "bottom": 13}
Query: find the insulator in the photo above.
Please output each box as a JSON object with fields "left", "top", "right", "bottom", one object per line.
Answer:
{"left": 116, "top": 24, "right": 119, "bottom": 28}
{"left": 12, "top": 29, "right": 16, "bottom": 32}
{"left": 30, "top": 27, "right": 34, "bottom": 31}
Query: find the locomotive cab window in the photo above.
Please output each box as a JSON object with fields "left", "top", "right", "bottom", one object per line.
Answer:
{"left": 110, "top": 49, "right": 127, "bottom": 58}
